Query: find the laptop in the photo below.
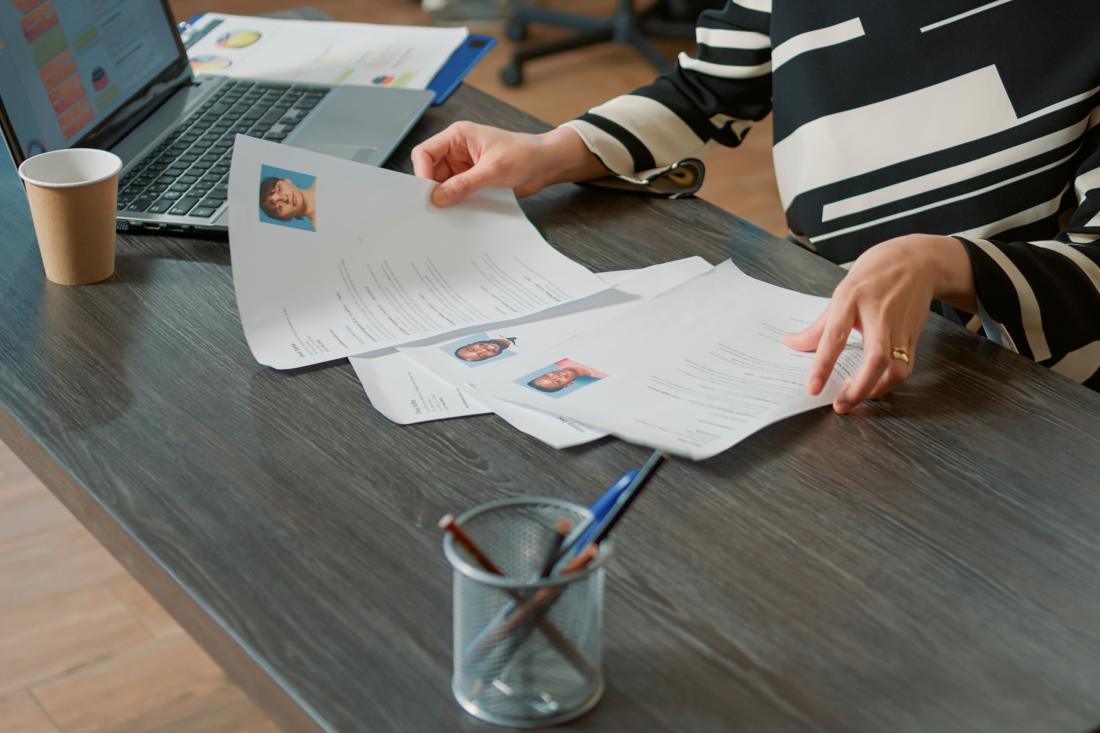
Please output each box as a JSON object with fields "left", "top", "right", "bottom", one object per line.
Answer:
{"left": 0, "top": 1, "right": 433, "bottom": 233}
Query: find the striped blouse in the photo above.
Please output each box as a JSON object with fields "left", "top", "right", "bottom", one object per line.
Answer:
{"left": 562, "top": 0, "right": 1100, "bottom": 390}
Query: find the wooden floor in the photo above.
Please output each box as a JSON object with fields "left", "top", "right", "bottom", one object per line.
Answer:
{"left": 0, "top": 3, "right": 783, "bottom": 732}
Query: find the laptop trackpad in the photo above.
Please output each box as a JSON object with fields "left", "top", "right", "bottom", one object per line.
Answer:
{"left": 294, "top": 141, "right": 378, "bottom": 165}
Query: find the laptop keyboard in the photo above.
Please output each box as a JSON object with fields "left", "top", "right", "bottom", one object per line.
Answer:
{"left": 117, "top": 80, "right": 329, "bottom": 219}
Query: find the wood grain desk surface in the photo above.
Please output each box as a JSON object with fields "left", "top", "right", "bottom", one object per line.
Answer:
{"left": 1, "top": 85, "right": 1099, "bottom": 733}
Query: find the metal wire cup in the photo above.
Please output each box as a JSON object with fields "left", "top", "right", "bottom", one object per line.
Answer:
{"left": 444, "top": 497, "right": 613, "bottom": 727}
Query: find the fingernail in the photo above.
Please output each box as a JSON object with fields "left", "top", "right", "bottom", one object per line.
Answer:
{"left": 835, "top": 401, "right": 849, "bottom": 414}
{"left": 807, "top": 376, "right": 823, "bottom": 394}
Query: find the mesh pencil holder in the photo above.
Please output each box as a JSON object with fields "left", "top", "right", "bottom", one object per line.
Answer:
{"left": 444, "top": 497, "right": 613, "bottom": 727}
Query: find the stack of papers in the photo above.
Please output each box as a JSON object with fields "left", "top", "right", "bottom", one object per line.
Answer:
{"left": 184, "top": 13, "right": 467, "bottom": 91}
{"left": 228, "top": 137, "right": 860, "bottom": 459}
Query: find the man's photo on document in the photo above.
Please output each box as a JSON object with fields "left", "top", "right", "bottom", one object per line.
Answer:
{"left": 258, "top": 165, "right": 318, "bottom": 231}
{"left": 441, "top": 332, "right": 518, "bottom": 366}
{"left": 518, "top": 358, "right": 607, "bottom": 398}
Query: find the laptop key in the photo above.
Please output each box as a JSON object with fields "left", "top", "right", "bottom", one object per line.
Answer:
{"left": 147, "top": 199, "right": 173, "bottom": 214}
{"left": 161, "top": 191, "right": 183, "bottom": 201}
{"left": 199, "top": 197, "right": 225, "bottom": 209}
{"left": 189, "top": 206, "right": 218, "bottom": 218}
{"left": 169, "top": 197, "right": 201, "bottom": 215}
{"left": 127, "top": 197, "right": 155, "bottom": 212}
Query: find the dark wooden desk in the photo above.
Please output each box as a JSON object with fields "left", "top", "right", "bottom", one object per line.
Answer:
{"left": 2, "top": 85, "right": 1100, "bottom": 733}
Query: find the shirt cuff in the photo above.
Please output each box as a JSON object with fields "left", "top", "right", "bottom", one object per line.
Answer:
{"left": 560, "top": 121, "right": 705, "bottom": 198}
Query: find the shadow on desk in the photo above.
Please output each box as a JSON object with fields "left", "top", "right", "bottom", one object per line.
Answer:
{"left": 117, "top": 232, "right": 231, "bottom": 268}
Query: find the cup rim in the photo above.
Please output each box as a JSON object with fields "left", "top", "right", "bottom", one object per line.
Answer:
{"left": 443, "top": 496, "right": 613, "bottom": 589}
{"left": 18, "top": 148, "right": 122, "bottom": 190}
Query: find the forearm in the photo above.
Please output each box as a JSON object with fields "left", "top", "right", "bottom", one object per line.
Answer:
{"left": 535, "top": 127, "right": 608, "bottom": 186}
{"left": 924, "top": 235, "right": 978, "bottom": 313}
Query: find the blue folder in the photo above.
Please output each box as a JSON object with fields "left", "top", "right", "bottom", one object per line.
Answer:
{"left": 179, "top": 13, "right": 495, "bottom": 106}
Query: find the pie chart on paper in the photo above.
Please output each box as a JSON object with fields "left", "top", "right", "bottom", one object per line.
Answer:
{"left": 216, "top": 30, "right": 261, "bottom": 49}
{"left": 190, "top": 55, "right": 233, "bottom": 72}
{"left": 91, "top": 67, "right": 108, "bottom": 91}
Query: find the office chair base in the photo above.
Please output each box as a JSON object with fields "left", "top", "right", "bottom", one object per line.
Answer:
{"left": 503, "top": 0, "right": 691, "bottom": 86}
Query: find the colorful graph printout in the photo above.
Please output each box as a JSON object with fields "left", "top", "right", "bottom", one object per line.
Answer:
{"left": 216, "top": 30, "right": 261, "bottom": 49}
{"left": 190, "top": 54, "right": 232, "bottom": 72}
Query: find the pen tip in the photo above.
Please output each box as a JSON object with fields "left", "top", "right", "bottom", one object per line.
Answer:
{"left": 438, "top": 513, "right": 455, "bottom": 530}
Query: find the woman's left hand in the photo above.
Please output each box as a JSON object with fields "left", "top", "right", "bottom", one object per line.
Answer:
{"left": 783, "top": 234, "right": 975, "bottom": 414}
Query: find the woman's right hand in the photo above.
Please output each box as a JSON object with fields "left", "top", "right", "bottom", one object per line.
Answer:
{"left": 411, "top": 122, "right": 606, "bottom": 207}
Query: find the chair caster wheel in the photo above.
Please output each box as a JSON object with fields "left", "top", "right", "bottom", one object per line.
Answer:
{"left": 500, "top": 64, "right": 523, "bottom": 87}
{"left": 505, "top": 20, "right": 528, "bottom": 41}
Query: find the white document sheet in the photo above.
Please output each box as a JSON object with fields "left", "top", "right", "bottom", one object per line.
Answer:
{"left": 184, "top": 14, "right": 466, "bottom": 90}
{"left": 351, "top": 352, "right": 491, "bottom": 424}
{"left": 467, "top": 261, "right": 863, "bottom": 460}
{"left": 228, "top": 136, "right": 607, "bottom": 369}
{"left": 348, "top": 270, "right": 635, "bottom": 426}
{"left": 349, "top": 262, "right": 712, "bottom": 449}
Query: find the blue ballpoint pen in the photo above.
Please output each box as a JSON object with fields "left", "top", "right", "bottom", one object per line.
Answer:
{"left": 570, "top": 467, "right": 638, "bottom": 553}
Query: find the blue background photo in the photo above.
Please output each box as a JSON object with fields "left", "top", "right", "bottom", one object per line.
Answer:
{"left": 259, "top": 164, "right": 316, "bottom": 231}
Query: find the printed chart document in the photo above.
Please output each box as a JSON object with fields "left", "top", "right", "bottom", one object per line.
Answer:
{"left": 185, "top": 14, "right": 466, "bottom": 90}
{"left": 229, "top": 136, "right": 607, "bottom": 369}
{"left": 468, "top": 261, "right": 863, "bottom": 460}
{"left": 350, "top": 260, "right": 712, "bottom": 448}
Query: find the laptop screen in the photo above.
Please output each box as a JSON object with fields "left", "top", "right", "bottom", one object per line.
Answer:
{"left": 0, "top": 0, "right": 185, "bottom": 159}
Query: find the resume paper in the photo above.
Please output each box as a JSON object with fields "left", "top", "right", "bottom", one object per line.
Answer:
{"left": 468, "top": 261, "right": 863, "bottom": 460}
{"left": 350, "top": 260, "right": 712, "bottom": 448}
{"left": 228, "top": 136, "right": 607, "bottom": 369}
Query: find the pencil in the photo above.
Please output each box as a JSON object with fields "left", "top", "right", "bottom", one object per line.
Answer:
{"left": 439, "top": 513, "right": 504, "bottom": 575}
{"left": 481, "top": 545, "right": 599, "bottom": 649}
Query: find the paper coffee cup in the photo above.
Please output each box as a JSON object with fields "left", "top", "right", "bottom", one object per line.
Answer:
{"left": 18, "top": 148, "right": 122, "bottom": 285}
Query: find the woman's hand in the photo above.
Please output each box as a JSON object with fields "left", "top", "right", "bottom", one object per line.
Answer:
{"left": 783, "top": 234, "right": 976, "bottom": 414}
{"left": 411, "top": 123, "right": 606, "bottom": 207}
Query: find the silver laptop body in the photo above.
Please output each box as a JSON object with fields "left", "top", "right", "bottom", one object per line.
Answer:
{"left": 0, "top": 1, "right": 433, "bottom": 234}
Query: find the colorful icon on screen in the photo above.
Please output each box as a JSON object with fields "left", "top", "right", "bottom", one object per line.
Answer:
{"left": 190, "top": 55, "right": 233, "bottom": 72}
{"left": 216, "top": 30, "right": 261, "bottom": 49}
{"left": 372, "top": 75, "right": 395, "bottom": 85}
{"left": 91, "top": 66, "right": 108, "bottom": 91}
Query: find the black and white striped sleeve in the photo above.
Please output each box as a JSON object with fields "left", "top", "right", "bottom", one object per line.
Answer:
{"left": 956, "top": 129, "right": 1100, "bottom": 389}
{"left": 561, "top": 0, "right": 772, "bottom": 183}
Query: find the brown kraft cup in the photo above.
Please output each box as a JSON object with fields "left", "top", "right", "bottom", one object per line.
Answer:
{"left": 18, "top": 148, "right": 122, "bottom": 285}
